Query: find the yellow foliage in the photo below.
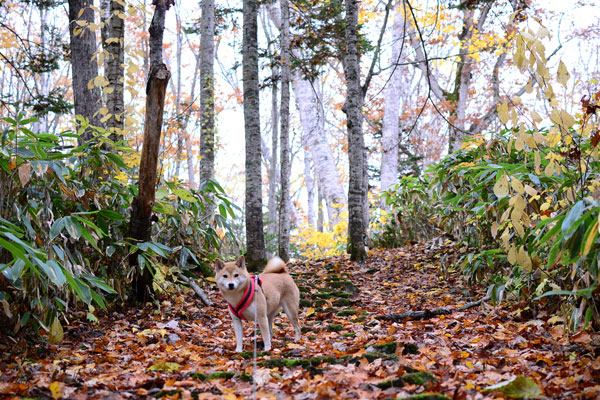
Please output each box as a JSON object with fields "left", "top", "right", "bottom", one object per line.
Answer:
{"left": 292, "top": 211, "right": 348, "bottom": 259}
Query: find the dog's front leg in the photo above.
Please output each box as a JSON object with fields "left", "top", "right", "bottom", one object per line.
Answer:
{"left": 232, "top": 317, "right": 244, "bottom": 352}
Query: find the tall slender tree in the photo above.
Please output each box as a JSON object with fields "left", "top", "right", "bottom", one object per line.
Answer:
{"left": 342, "top": 0, "right": 367, "bottom": 261}
{"left": 380, "top": 1, "right": 405, "bottom": 200}
{"left": 199, "top": 0, "right": 216, "bottom": 186}
{"left": 243, "top": 0, "right": 266, "bottom": 271}
{"left": 278, "top": 0, "right": 291, "bottom": 261}
{"left": 68, "top": 0, "right": 103, "bottom": 142}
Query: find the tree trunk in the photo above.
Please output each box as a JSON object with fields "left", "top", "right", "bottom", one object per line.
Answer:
{"left": 129, "top": 1, "right": 172, "bottom": 303}
{"left": 268, "top": 66, "right": 279, "bottom": 236}
{"left": 317, "top": 178, "right": 324, "bottom": 232}
{"left": 304, "top": 148, "right": 315, "bottom": 227}
{"left": 292, "top": 76, "right": 346, "bottom": 228}
{"left": 68, "top": 0, "right": 103, "bottom": 143}
{"left": 102, "top": 0, "right": 125, "bottom": 142}
{"left": 278, "top": 0, "right": 291, "bottom": 261}
{"left": 172, "top": 5, "right": 183, "bottom": 180}
{"left": 243, "top": 0, "right": 266, "bottom": 271}
{"left": 199, "top": 0, "right": 216, "bottom": 187}
{"left": 380, "top": 2, "right": 404, "bottom": 200}
{"left": 343, "top": 0, "right": 367, "bottom": 262}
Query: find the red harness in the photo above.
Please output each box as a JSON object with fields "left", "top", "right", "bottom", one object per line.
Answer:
{"left": 227, "top": 275, "right": 262, "bottom": 320}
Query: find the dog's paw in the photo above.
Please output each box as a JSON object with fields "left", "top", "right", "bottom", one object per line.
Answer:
{"left": 235, "top": 347, "right": 243, "bottom": 353}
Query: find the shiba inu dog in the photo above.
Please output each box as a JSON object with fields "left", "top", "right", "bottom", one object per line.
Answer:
{"left": 214, "top": 256, "right": 301, "bottom": 352}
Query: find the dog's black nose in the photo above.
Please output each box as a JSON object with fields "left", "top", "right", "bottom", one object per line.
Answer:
{"left": 228, "top": 283, "right": 234, "bottom": 289}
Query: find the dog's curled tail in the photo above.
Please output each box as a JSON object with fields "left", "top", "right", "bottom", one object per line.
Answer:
{"left": 263, "top": 256, "right": 288, "bottom": 274}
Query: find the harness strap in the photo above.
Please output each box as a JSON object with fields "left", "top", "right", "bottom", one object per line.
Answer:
{"left": 228, "top": 275, "right": 262, "bottom": 320}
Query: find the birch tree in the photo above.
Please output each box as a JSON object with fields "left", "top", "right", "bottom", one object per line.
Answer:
{"left": 278, "top": 0, "right": 291, "bottom": 261}
{"left": 243, "top": 0, "right": 266, "bottom": 271}
{"left": 380, "top": 1, "right": 405, "bottom": 198}
{"left": 292, "top": 76, "right": 346, "bottom": 228}
{"left": 199, "top": 0, "right": 216, "bottom": 185}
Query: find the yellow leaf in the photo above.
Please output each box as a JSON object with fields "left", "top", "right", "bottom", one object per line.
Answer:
{"left": 512, "top": 179, "right": 526, "bottom": 197}
{"left": 466, "top": 361, "right": 475, "bottom": 368}
{"left": 99, "top": 107, "right": 109, "bottom": 115}
{"left": 493, "top": 173, "right": 509, "bottom": 199}
{"left": 49, "top": 316, "right": 64, "bottom": 344}
{"left": 100, "top": 113, "right": 112, "bottom": 123}
{"left": 18, "top": 163, "right": 31, "bottom": 187}
{"left": 582, "top": 217, "right": 599, "bottom": 256}
{"left": 557, "top": 60, "right": 570, "bottom": 88}
{"left": 75, "top": 20, "right": 87, "bottom": 26}
{"left": 87, "top": 78, "right": 94, "bottom": 90}
{"left": 49, "top": 381, "right": 62, "bottom": 400}
{"left": 508, "top": 246, "right": 517, "bottom": 265}
{"left": 206, "top": 276, "right": 216, "bottom": 282}
{"left": 530, "top": 111, "right": 542, "bottom": 123}
{"left": 498, "top": 101, "right": 509, "bottom": 125}
{"left": 104, "top": 86, "right": 114, "bottom": 94}
{"left": 517, "top": 247, "right": 532, "bottom": 271}
{"left": 544, "top": 161, "right": 554, "bottom": 177}
{"left": 515, "top": 136, "right": 524, "bottom": 151}
{"left": 93, "top": 75, "right": 104, "bottom": 88}
{"left": 524, "top": 185, "right": 537, "bottom": 197}
{"left": 306, "top": 307, "right": 315, "bottom": 317}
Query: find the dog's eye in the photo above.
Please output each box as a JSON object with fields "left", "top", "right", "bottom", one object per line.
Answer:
{"left": 222, "top": 274, "right": 228, "bottom": 278}
{"left": 234, "top": 273, "right": 239, "bottom": 278}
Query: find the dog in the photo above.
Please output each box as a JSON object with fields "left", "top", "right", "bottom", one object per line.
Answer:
{"left": 214, "top": 255, "right": 301, "bottom": 352}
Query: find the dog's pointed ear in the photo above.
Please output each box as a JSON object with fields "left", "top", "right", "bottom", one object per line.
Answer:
{"left": 236, "top": 255, "right": 246, "bottom": 270}
{"left": 214, "top": 259, "right": 225, "bottom": 271}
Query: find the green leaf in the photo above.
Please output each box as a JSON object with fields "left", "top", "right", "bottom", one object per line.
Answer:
{"left": 148, "top": 361, "right": 181, "bottom": 372}
{"left": 562, "top": 201, "right": 586, "bottom": 235}
{"left": 173, "top": 188, "right": 197, "bottom": 203}
{"left": 64, "top": 217, "right": 82, "bottom": 240}
{"left": 482, "top": 375, "right": 542, "bottom": 398}
{"left": 50, "top": 217, "right": 66, "bottom": 240}
{"left": 99, "top": 209, "right": 124, "bottom": 221}
{"left": 36, "top": 259, "right": 66, "bottom": 286}
{"left": 65, "top": 274, "right": 92, "bottom": 305}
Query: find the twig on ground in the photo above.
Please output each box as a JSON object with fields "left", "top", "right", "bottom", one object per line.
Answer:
{"left": 177, "top": 273, "right": 213, "bottom": 306}
{"left": 377, "top": 292, "right": 492, "bottom": 322}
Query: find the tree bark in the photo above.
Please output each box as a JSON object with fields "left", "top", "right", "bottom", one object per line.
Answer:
{"left": 68, "top": 0, "right": 103, "bottom": 143}
{"left": 380, "top": 2, "right": 405, "bottom": 200}
{"left": 292, "top": 76, "right": 346, "bottom": 228}
{"left": 304, "top": 148, "right": 315, "bottom": 227}
{"left": 343, "top": 0, "right": 367, "bottom": 262}
{"left": 243, "top": 0, "right": 266, "bottom": 271}
{"left": 267, "top": 68, "right": 279, "bottom": 237}
{"left": 102, "top": 0, "right": 125, "bottom": 142}
{"left": 199, "top": 0, "right": 215, "bottom": 186}
{"left": 278, "top": 0, "right": 291, "bottom": 261}
{"left": 129, "top": 1, "right": 172, "bottom": 302}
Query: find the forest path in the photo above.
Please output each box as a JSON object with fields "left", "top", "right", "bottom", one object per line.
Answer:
{"left": 1, "top": 243, "right": 599, "bottom": 399}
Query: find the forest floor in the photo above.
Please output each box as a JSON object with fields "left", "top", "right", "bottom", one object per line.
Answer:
{"left": 1, "top": 241, "right": 600, "bottom": 399}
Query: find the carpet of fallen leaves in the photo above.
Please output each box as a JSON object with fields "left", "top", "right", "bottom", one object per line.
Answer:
{"left": 1, "top": 242, "right": 600, "bottom": 399}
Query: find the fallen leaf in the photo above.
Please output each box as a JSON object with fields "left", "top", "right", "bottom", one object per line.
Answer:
{"left": 482, "top": 375, "right": 542, "bottom": 398}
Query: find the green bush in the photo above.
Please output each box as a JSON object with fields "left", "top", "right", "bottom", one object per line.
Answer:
{"left": 0, "top": 114, "right": 238, "bottom": 334}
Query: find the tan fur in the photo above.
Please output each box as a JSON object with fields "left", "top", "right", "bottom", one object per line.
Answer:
{"left": 214, "top": 256, "right": 301, "bottom": 352}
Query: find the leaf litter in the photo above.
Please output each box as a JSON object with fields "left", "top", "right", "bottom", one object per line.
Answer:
{"left": 1, "top": 242, "right": 599, "bottom": 399}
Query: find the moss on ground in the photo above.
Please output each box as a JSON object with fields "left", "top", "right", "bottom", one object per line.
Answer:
{"left": 376, "top": 371, "right": 437, "bottom": 389}
{"left": 299, "top": 299, "right": 312, "bottom": 308}
{"left": 352, "top": 351, "right": 398, "bottom": 363}
{"left": 402, "top": 343, "right": 419, "bottom": 354}
{"left": 372, "top": 342, "right": 397, "bottom": 354}
{"left": 332, "top": 299, "right": 353, "bottom": 307}
{"left": 396, "top": 395, "right": 450, "bottom": 400}
{"left": 327, "top": 324, "right": 343, "bottom": 332}
{"left": 190, "top": 371, "right": 236, "bottom": 381}
{"left": 313, "top": 291, "right": 352, "bottom": 299}
{"left": 239, "top": 351, "right": 270, "bottom": 359}
{"left": 337, "top": 309, "right": 359, "bottom": 317}
{"left": 342, "top": 332, "right": 356, "bottom": 338}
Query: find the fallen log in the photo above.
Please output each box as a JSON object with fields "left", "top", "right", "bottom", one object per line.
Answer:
{"left": 377, "top": 291, "right": 492, "bottom": 322}
{"left": 178, "top": 273, "right": 213, "bottom": 306}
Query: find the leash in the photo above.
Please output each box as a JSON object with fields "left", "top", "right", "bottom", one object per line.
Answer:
{"left": 252, "top": 288, "right": 257, "bottom": 400}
